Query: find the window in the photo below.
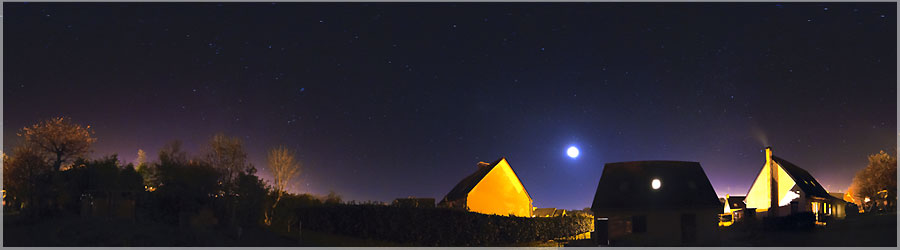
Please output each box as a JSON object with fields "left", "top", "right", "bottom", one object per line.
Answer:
{"left": 632, "top": 215, "right": 647, "bottom": 233}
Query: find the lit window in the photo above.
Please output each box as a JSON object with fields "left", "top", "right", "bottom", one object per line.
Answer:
{"left": 651, "top": 179, "right": 661, "bottom": 190}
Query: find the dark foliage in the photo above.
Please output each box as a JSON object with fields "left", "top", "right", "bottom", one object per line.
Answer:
{"left": 295, "top": 205, "right": 592, "bottom": 246}
{"left": 266, "top": 193, "right": 323, "bottom": 231}
{"left": 3, "top": 146, "right": 55, "bottom": 216}
{"left": 52, "top": 155, "right": 144, "bottom": 215}
{"left": 147, "top": 157, "right": 220, "bottom": 225}
{"left": 232, "top": 167, "right": 269, "bottom": 227}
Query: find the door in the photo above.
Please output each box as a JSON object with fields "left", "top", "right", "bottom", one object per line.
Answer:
{"left": 681, "top": 213, "right": 697, "bottom": 244}
{"left": 595, "top": 217, "right": 609, "bottom": 246}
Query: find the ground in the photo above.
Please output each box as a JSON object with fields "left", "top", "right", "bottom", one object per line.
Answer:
{"left": 3, "top": 213, "right": 553, "bottom": 247}
{"left": 563, "top": 212, "right": 897, "bottom": 247}
{"left": 5, "top": 212, "right": 894, "bottom": 246}
{"left": 718, "top": 212, "right": 897, "bottom": 247}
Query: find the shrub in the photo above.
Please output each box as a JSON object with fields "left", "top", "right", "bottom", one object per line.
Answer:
{"left": 293, "top": 204, "right": 592, "bottom": 246}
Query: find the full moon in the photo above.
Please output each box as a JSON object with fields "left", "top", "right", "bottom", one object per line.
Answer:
{"left": 566, "top": 146, "right": 580, "bottom": 158}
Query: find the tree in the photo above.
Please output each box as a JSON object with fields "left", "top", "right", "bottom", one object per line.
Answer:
{"left": 158, "top": 140, "right": 188, "bottom": 166}
{"left": 204, "top": 133, "right": 251, "bottom": 191}
{"left": 849, "top": 150, "right": 897, "bottom": 212}
{"left": 136, "top": 149, "right": 147, "bottom": 167}
{"left": 153, "top": 144, "right": 220, "bottom": 225}
{"left": 203, "top": 134, "right": 254, "bottom": 227}
{"left": 17, "top": 117, "right": 97, "bottom": 171}
{"left": 135, "top": 149, "right": 155, "bottom": 187}
{"left": 267, "top": 146, "right": 301, "bottom": 207}
{"left": 264, "top": 146, "right": 302, "bottom": 225}
{"left": 324, "top": 191, "right": 342, "bottom": 205}
{"left": 3, "top": 146, "right": 54, "bottom": 215}
{"left": 234, "top": 167, "right": 269, "bottom": 227}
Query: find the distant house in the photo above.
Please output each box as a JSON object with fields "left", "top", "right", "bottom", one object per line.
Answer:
{"left": 719, "top": 195, "right": 746, "bottom": 226}
{"left": 392, "top": 197, "right": 435, "bottom": 208}
{"left": 438, "top": 157, "right": 533, "bottom": 217}
{"left": 533, "top": 208, "right": 557, "bottom": 217}
{"left": 743, "top": 147, "right": 847, "bottom": 222}
{"left": 553, "top": 209, "right": 567, "bottom": 217}
{"left": 591, "top": 161, "right": 721, "bottom": 246}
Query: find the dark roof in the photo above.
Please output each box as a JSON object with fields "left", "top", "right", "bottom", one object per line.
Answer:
{"left": 726, "top": 196, "right": 746, "bottom": 209}
{"left": 772, "top": 156, "right": 832, "bottom": 199}
{"left": 591, "top": 161, "right": 721, "bottom": 212}
{"left": 440, "top": 157, "right": 505, "bottom": 202}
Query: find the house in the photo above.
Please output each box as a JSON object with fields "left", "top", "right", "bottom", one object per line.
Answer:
{"left": 719, "top": 195, "right": 746, "bottom": 226}
{"left": 438, "top": 157, "right": 533, "bottom": 217}
{"left": 743, "top": 147, "right": 847, "bottom": 222}
{"left": 591, "top": 161, "right": 721, "bottom": 246}
{"left": 533, "top": 208, "right": 557, "bottom": 217}
{"left": 392, "top": 197, "right": 435, "bottom": 208}
{"left": 553, "top": 209, "right": 567, "bottom": 217}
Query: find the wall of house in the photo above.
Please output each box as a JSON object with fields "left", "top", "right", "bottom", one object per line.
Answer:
{"left": 466, "top": 159, "right": 532, "bottom": 217}
{"left": 745, "top": 162, "right": 798, "bottom": 211}
{"left": 595, "top": 208, "right": 720, "bottom": 246}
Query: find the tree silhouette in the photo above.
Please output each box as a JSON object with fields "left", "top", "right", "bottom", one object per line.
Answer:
{"left": 204, "top": 133, "right": 251, "bottom": 192}
{"left": 158, "top": 140, "right": 188, "bottom": 166}
{"left": 849, "top": 150, "right": 897, "bottom": 212}
{"left": 17, "top": 117, "right": 96, "bottom": 171}
{"left": 264, "top": 146, "right": 301, "bottom": 225}
{"left": 3, "top": 146, "right": 54, "bottom": 215}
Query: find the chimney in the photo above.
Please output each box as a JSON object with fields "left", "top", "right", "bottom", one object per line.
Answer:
{"left": 767, "top": 146, "right": 778, "bottom": 217}
{"left": 476, "top": 161, "right": 491, "bottom": 168}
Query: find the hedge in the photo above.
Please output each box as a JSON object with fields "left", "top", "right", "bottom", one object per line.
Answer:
{"left": 294, "top": 204, "right": 592, "bottom": 246}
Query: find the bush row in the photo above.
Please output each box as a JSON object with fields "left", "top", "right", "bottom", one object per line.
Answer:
{"left": 294, "top": 204, "right": 592, "bottom": 246}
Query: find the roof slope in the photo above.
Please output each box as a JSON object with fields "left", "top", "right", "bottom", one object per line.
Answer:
{"left": 441, "top": 157, "right": 505, "bottom": 202}
{"left": 533, "top": 208, "right": 556, "bottom": 217}
{"left": 772, "top": 156, "right": 831, "bottom": 198}
{"left": 726, "top": 196, "right": 747, "bottom": 209}
{"left": 591, "top": 161, "right": 721, "bottom": 212}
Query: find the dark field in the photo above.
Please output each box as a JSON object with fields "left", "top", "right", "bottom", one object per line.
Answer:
{"left": 564, "top": 212, "right": 897, "bottom": 247}
{"left": 718, "top": 213, "right": 897, "bottom": 247}
{"left": 5, "top": 212, "right": 896, "bottom": 247}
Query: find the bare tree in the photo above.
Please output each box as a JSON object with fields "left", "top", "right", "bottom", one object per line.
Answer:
{"left": 17, "top": 117, "right": 97, "bottom": 170}
{"left": 158, "top": 140, "right": 188, "bottom": 165}
{"left": 264, "top": 146, "right": 301, "bottom": 225}
{"left": 204, "top": 133, "right": 251, "bottom": 189}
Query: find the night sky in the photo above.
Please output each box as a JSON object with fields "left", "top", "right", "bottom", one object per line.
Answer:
{"left": 4, "top": 3, "right": 897, "bottom": 210}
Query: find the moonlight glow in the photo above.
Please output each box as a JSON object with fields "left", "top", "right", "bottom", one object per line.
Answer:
{"left": 566, "top": 146, "right": 580, "bottom": 158}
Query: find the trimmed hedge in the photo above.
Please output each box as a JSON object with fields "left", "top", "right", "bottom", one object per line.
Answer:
{"left": 295, "top": 204, "right": 592, "bottom": 246}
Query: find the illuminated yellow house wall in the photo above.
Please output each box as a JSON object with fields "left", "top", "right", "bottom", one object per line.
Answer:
{"left": 466, "top": 159, "right": 533, "bottom": 217}
{"left": 744, "top": 162, "right": 802, "bottom": 213}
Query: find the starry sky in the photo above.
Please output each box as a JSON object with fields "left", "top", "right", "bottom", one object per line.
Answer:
{"left": 4, "top": 3, "right": 897, "bottom": 210}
